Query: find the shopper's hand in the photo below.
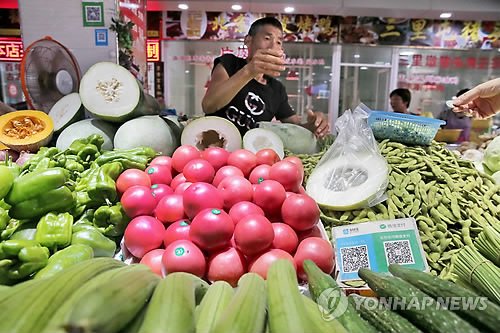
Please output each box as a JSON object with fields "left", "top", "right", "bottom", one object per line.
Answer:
{"left": 244, "top": 49, "right": 286, "bottom": 78}
{"left": 452, "top": 78, "right": 500, "bottom": 119}
{"left": 305, "top": 110, "right": 329, "bottom": 138}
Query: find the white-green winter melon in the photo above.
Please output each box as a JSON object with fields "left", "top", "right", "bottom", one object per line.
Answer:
{"left": 181, "top": 116, "right": 241, "bottom": 152}
{"left": 56, "top": 118, "right": 118, "bottom": 151}
{"left": 114, "top": 116, "right": 179, "bottom": 156}
{"left": 243, "top": 128, "right": 284, "bottom": 159}
{"left": 48, "top": 92, "right": 84, "bottom": 133}
{"left": 258, "top": 121, "right": 317, "bottom": 155}
{"left": 79, "top": 62, "right": 159, "bottom": 122}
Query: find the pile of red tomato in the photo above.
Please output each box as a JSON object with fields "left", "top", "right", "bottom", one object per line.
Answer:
{"left": 118, "top": 145, "right": 335, "bottom": 287}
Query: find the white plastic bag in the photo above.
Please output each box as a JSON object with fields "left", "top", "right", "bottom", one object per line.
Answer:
{"left": 306, "top": 104, "right": 389, "bottom": 211}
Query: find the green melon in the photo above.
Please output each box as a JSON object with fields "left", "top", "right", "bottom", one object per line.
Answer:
{"left": 181, "top": 117, "right": 241, "bottom": 152}
{"left": 258, "top": 121, "right": 317, "bottom": 155}
{"left": 56, "top": 118, "right": 118, "bottom": 151}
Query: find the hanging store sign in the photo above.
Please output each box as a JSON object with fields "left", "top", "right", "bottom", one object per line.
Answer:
{"left": 0, "top": 38, "right": 23, "bottom": 62}
{"left": 146, "top": 39, "right": 160, "bottom": 62}
{"left": 403, "top": 54, "right": 500, "bottom": 70}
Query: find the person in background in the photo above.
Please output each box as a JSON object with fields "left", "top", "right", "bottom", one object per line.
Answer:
{"left": 389, "top": 88, "right": 413, "bottom": 114}
{"left": 439, "top": 88, "right": 472, "bottom": 142}
{"left": 201, "top": 17, "right": 329, "bottom": 138}
{"left": 452, "top": 78, "right": 500, "bottom": 119}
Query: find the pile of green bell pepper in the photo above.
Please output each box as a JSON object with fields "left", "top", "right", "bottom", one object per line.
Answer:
{"left": 0, "top": 239, "right": 50, "bottom": 283}
{"left": 93, "top": 147, "right": 156, "bottom": 170}
{"left": 35, "top": 212, "right": 73, "bottom": 251}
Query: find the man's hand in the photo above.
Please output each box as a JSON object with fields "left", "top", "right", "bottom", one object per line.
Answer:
{"left": 305, "top": 110, "right": 329, "bottom": 138}
{"left": 452, "top": 78, "right": 500, "bottom": 119}
{"left": 244, "top": 49, "right": 286, "bottom": 78}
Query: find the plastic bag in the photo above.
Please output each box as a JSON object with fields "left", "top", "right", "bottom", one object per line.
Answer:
{"left": 305, "top": 103, "right": 389, "bottom": 211}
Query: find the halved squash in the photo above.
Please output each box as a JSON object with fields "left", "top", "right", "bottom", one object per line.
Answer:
{"left": 0, "top": 111, "right": 54, "bottom": 153}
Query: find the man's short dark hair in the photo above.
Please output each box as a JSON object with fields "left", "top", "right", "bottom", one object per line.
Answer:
{"left": 390, "top": 88, "right": 411, "bottom": 108}
{"left": 248, "top": 17, "right": 283, "bottom": 36}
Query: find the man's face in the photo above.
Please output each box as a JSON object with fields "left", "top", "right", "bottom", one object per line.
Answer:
{"left": 390, "top": 95, "right": 407, "bottom": 113}
{"left": 245, "top": 24, "right": 284, "bottom": 59}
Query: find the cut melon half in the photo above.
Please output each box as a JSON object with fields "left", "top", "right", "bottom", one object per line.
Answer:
{"left": 243, "top": 128, "right": 284, "bottom": 159}
{"left": 306, "top": 154, "right": 389, "bottom": 211}
{"left": 181, "top": 116, "right": 241, "bottom": 152}
{"left": 48, "top": 92, "right": 84, "bottom": 133}
{"left": 258, "top": 121, "right": 317, "bottom": 155}
{"left": 79, "top": 62, "right": 153, "bottom": 123}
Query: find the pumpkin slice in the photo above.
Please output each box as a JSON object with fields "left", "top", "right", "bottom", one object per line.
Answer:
{"left": 0, "top": 111, "right": 53, "bottom": 153}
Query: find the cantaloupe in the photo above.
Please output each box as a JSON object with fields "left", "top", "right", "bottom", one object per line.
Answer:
{"left": 56, "top": 118, "right": 118, "bottom": 151}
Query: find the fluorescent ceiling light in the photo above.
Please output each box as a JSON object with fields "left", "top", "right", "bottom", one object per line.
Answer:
{"left": 440, "top": 12, "right": 452, "bottom": 19}
{"left": 232, "top": 4, "right": 242, "bottom": 11}
{"left": 360, "top": 66, "right": 368, "bottom": 70}
{"left": 284, "top": 7, "right": 295, "bottom": 13}
{"left": 178, "top": 3, "right": 189, "bottom": 10}
{"left": 354, "top": 54, "right": 360, "bottom": 58}
{"left": 400, "top": 51, "right": 414, "bottom": 56}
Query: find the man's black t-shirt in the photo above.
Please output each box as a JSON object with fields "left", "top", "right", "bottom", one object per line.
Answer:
{"left": 211, "top": 54, "right": 295, "bottom": 135}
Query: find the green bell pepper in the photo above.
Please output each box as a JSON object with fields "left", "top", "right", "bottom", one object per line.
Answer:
{"left": 5, "top": 167, "right": 71, "bottom": 206}
{"left": 0, "top": 165, "right": 15, "bottom": 200}
{"left": 2, "top": 155, "right": 21, "bottom": 177}
{"left": 0, "top": 200, "right": 10, "bottom": 210}
{"left": 8, "top": 186, "right": 75, "bottom": 220}
{"left": 93, "top": 147, "right": 156, "bottom": 170}
{"left": 22, "top": 146, "right": 61, "bottom": 172}
{"left": 33, "top": 243, "right": 94, "bottom": 279}
{"left": 86, "top": 162, "right": 123, "bottom": 205}
{"left": 0, "top": 207, "right": 9, "bottom": 233}
{"left": 9, "top": 221, "right": 38, "bottom": 241}
{"left": 35, "top": 212, "right": 73, "bottom": 250}
{"left": 71, "top": 225, "right": 116, "bottom": 257}
{"left": 0, "top": 239, "right": 50, "bottom": 280}
{"left": 1, "top": 219, "right": 30, "bottom": 240}
{"left": 93, "top": 203, "right": 130, "bottom": 237}
{"left": 74, "top": 209, "right": 95, "bottom": 227}
{"left": 66, "top": 134, "right": 104, "bottom": 164}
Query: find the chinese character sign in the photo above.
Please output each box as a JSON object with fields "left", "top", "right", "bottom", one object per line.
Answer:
{"left": 0, "top": 39, "right": 24, "bottom": 62}
{"left": 119, "top": 0, "right": 147, "bottom": 82}
{"left": 146, "top": 40, "right": 160, "bottom": 62}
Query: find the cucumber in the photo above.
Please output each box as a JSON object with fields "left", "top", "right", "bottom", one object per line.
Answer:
{"left": 348, "top": 294, "right": 423, "bottom": 333}
{"left": 211, "top": 273, "right": 267, "bottom": 333}
{"left": 301, "top": 295, "right": 349, "bottom": 333}
{"left": 303, "top": 260, "right": 379, "bottom": 333}
{"left": 138, "top": 272, "right": 196, "bottom": 333}
{"left": 195, "top": 281, "right": 234, "bottom": 333}
{"left": 48, "top": 92, "right": 84, "bottom": 133}
{"left": 358, "top": 268, "right": 481, "bottom": 333}
{"left": 388, "top": 264, "right": 500, "bottom": 333}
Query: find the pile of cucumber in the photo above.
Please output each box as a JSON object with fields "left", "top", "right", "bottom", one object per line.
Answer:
{"left": 305, "top": 259, "right": 500, "bottom": 333}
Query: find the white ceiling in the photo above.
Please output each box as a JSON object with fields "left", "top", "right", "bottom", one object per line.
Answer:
{"left": 148, "top": 0, "right": 500, "bottom": 21}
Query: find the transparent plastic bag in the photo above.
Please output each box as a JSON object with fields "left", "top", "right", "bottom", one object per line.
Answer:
{"left": 306, "top": 103, "right": 389, "bottom": 211}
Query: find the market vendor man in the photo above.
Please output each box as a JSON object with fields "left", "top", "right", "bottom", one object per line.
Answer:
{"left": 201, "top": 17, "right": 329, "bottom": 138}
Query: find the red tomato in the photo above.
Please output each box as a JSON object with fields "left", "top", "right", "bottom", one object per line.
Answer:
{"left": 116, "top": 169, "right": 151, "bottom": 195}
{"left": 174, "top": 182, "right": 193, "bottom": 195}
{"left": 121, "top": 185, "right": 157, "bottom": 218}
{"left": 201, "top": 147, "right": 229, "bottom": 171}
{"left": 145, "top": 164, "right": 172, "bottom": 186}
{"left": 155, "top": 194, "right": 186, "bottom": 223}
{"left": 252, "top": 184, "right": 258, "bottom": 192}
{"left": 151, "top": 184, "right": 173, "bottom": 203}
{"left": 170, "top": 173, "right": 187, "bottom": 190}
{"left": 172, "top": 145, "right": 201, "bottom": 173}
{"left": 150, "top": 155, "right": 173, "bottom": 171}
{"left": 249, "top": 249, "right": 296, "bottom": 280}
{"left": 183, "top": 159, "right": 215, "bottom": 183}
{"left": 269, "top": 161, "right": 303, "bottom": 193}
{"left": 183, "top": 183, "right": 224, "bottom": 219}
{"left": 189, "top": 208, "right": 234, "bottom": 252}
{"left": 248, "top": 164, "right": 271, "bottom": 184}
{"left": 124, "top": 216, "right": 165, "bottom": 258}
{"left": 271, "top": 223, "right": 299, "bottom": 254}
{"left": 281, "top": 194, "right": 320, "bottom": 231}
{"left": 234, "top": 214, "right": 274, "bottom": 257}
{"left": 207, "top": 247, "right": 247, "bottom": 287}
{"left": 164, "top": 220, "right": 191, "bottom": 247}
{"left": 296, "top": 224, "right": 323, "bottom": 243}
{"left": 298, "top": 186, "right": 307, "bottom": 195}
{"left": 228, "top": 201, "right": 265, "bottom": 225}
{"left": 285, "top": 192, "right": 297, "bottom": 198}
{"left": 294, "top": 237, "right": 335, "bottom": 281}
{"left": 212, "top": 165, "right": 244, "bottom": 187}
{"left": 140, "top": 249, "right": 165, "bottom": 277}
{"left": 162, "top": 240, "right": 206, "bottom": 278}
{"left": 283, "top": 156, "right": 304, "bottom": 179}
{"left": 253, "top": 180, "right": 286, "bottom": 217}
{"left": 217, "top": 175, "right": 253, "bottom": 211}
{"left": 256, "top": 149, "right": 280, "bottom": 166}
{"left": 227, "top": 149, "right": 257, "bottom": 177}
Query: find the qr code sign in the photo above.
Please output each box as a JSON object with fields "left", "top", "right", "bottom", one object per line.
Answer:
{"left": 383, "top": 240, "right": 415, "bottom": 265}
{"left": 340, "top": 245, "right": 370, "bottom": 273}
{"left": 97, "top": 33, "right": 106, "bottom": 42}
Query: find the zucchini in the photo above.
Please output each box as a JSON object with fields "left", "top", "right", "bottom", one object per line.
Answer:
{"left": 358, "top": 268, "right": 481, "bottom": 333}
{"left": 0, "top": 257, "right": 125, "bottom": 333}
{"left": 212, "top": 273, "right": 267, "bottom": 333}
{"left": 267, "top": 259, "right": 316, "bottom": 333}
{"left": 303, "top": 259, "right": 378, "bottom": 333}
{"left": 348, "top": 294, "right": 423, "bottom": 333}
{"left": 389, "top": 264, "right": 500, "bottom": 333}
{"left": 138, "top": 272, "right": 196, "bottom": 333}
{"left": 195, "top": 280, "right": 234, "bottom": 333}
{"left": 64, "top": 264, "right": 160, "bottom": 333}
